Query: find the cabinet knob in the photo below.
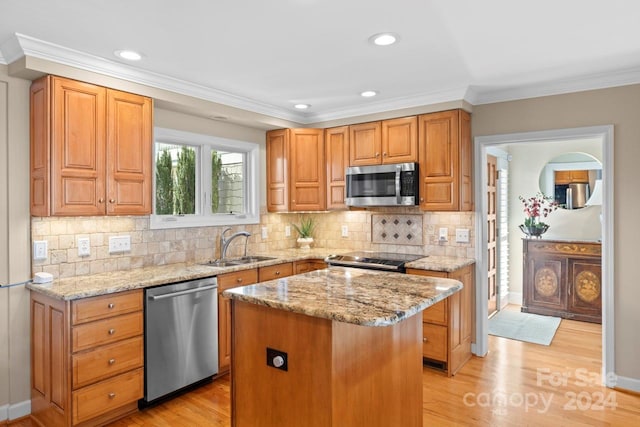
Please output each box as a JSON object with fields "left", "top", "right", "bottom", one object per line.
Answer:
{"left": 108, "top": 328, "right": 115, "bottom": 335}
{"left": 423, "top": 337, "right": 428, "bottom": 342}
{"left": 109, "top": 199, "right": 115, "bottom": 203}
{"left": 375, "top": 152, "right": 380, "bottom": 157}
{"left": 237, "top": 278, "right": 243, "bottom": 283}
{"left": 275, "top": 271, "right": 281, "bottom": 276}
{"left": 98, "top": 198, "right": 104, "bottom": 203}
{"left": 108, "top": 303, "right": 115, "bottom": 309}
{"left": 108, "top": 392, "right": 116, "bottom": 399}
{"left": 383, "top": 152, "right": 387, "bottom": 157}
{"left": 108, "top": 358, "right": 116, "bottom": 365}
{"left": 420, "top": 197, "right": 424, "bottom": 202}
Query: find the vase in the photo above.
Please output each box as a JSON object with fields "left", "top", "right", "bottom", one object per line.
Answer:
{"left": 297, "top": 237, "right": 314, "bottom": 249}
{"left": 519, "top": 224, "right": 549, "bottom": 238}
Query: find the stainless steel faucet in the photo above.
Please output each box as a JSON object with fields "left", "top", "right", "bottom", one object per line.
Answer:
{"left": 220, "top": 228, "right": 251, "bottom": 260}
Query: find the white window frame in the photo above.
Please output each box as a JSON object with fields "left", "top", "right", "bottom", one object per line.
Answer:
{"left": 150, "top": 127, "right": 260, "bottom": 229}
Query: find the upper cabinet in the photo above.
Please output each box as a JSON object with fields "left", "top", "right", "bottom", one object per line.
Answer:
{"left": 30, "top": 76, "right": 152, "bottom": 216}
{"left": 325, "top": 126, "right": 350, "bottom": 210}
{"left": 418, "top": 110, "right": 473, "bottom": 211}
{"left": 266, "top": 128, "right": 326, "bottom": 212}
{"left": 349, "top": 117, "right": 418, "bottom": 166}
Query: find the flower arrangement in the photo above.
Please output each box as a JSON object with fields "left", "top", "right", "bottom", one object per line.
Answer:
{"left": 518, "top": 193, "right": 558, "bottom": 237}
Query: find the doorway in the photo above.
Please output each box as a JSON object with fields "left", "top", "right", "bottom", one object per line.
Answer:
{"left": 473, "top": 125, "right": 614, "bottom": 386}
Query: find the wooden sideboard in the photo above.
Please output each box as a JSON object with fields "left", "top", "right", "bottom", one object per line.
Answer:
{"left": 522, "top": 239, "right": 601, "bottom": 323}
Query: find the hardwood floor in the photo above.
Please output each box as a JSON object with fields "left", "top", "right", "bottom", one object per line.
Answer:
{"left": 10, "top": 315, "right": 640, "bottom": 427}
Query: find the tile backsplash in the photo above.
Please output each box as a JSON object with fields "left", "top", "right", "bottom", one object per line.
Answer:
{"left": 31, "top": 207, "right": 475, "bottom": 278}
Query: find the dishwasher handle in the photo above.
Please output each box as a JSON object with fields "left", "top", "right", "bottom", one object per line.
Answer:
{"left": 149, "top": 284, "right": 218, "bottom": 301}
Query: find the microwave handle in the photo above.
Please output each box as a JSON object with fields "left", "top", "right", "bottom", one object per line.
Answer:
{"left": 395, "top": 164, "right": 402, "bottom": 204}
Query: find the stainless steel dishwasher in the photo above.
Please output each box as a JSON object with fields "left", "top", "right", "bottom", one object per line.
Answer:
{"left": 142, "top": 276, "right": 218, "bottom": 404}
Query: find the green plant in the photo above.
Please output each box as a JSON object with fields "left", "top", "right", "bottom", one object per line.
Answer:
{"left": 155, "top": 149, "right": 174, "bottom": 214}
{"left": 292, "top": 216, "right": 315, "bottom": 238}
{"left": 211, "top": 150, "right": 222, "bottom": 213}
{"left": 174, "top": 146, "right": 196, "bottom": 214}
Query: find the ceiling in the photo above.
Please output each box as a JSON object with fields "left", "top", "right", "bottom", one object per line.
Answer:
{"left": 2, "top": 0, "right": 640, "bottom": 124}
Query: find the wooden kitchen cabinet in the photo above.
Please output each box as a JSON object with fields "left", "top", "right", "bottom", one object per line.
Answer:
{"left": 266, "top": 128, "right": 326, "bottom": 212}
{"left": 554, "top": 170, "right": 589, "bottom": 184}
{"left": 418, "top": 109, "right": 473, "bottom": 211}
{"left": 31, "top": 289, "right": 144, "bottom": 427}
{"left": 294, "top": 259, "right": 328, "bottom": 274}
{"left": 522, "top": 239, "right": 601, "bottom": 323}
{"left": 349, "top": 117, "right": 418, "bottom": 166}
{"left": 325, "top": 126, "right": 350, "bottom": 210}
{"left": 407, "top": 263, "right": 474, "bottom": 376}
{"left": 258, "top": 262, "right": 294, "bottom": 281}
{"left": 30, "top": 75, "right": 152, "bottom": 216}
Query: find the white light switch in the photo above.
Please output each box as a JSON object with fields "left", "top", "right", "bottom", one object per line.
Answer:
{"left": 455, "top": 228, "right": 470, "bottom": 243}
{"left": 33, "top": 240, "right": 48, "bottom": 260}
{"left": 261, "top": 226, "right": 268, "bottom": 239}
{"left": 285, "top": 226, "right": 291, "bottom": 237}
{"left": 77, "top": 237, "right": 90, "bottom": 257}
{"left": 438, "top": 228, "right": 448, "bottom": 241}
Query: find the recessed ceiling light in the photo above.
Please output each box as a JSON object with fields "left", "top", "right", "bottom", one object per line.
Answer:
{"left": 360, "top": 90, "right": 378, "bottom": 98}
{"left": 114, "top": 50, "right": 143, "bottom": 61}
{"left": 369, "top": 33, "right": 399, "bottom": 46}
{"left": 294, "top": 104, "right": 311, "bottom": 110}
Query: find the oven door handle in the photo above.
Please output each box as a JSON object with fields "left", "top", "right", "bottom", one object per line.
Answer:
{"left": 395, "top": 164, "right": 402, "bottom": 204}
{"left": 149, "top": 284, "right": 218, "bottom": 300}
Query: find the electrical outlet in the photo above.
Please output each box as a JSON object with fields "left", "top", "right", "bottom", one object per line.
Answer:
{"left": 438, "top": 227, "right": 448, "bottom": 241}
{"left": 455, "top": 228, "right": 470, "bottom": 243}
{"left": 341, "top": 225, "right": 348, "bottom": 237}
{"left": 108, "top": 235, "right": 131, "bottom": 253}
{"left": 33, "top": 240, "right": 48, "bottom": 260}
{"left": 261, "top": 226, "right": 268, "bottom": 239}
{"left": 77, "top": 237, "right": 90, "bottom": 257}
{"left": 285, "top": 225, "right": 291, "bottom": 237}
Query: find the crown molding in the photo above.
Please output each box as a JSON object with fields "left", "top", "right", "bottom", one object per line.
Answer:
{"left": 6, "top": 33, "right": 306, "bottom": 123}
{"left": 308, "top": 86, "right": 469, "bottom": 123}
{"left": 470, "top": 66, "right": 640, "bottom": 105}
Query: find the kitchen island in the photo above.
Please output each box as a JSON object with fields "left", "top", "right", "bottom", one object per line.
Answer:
{"left": 223, "top": 266, "right": 463, "bottom": 427}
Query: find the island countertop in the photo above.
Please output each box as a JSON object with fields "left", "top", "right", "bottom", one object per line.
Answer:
{"left": 223, "top": 266, "right": 462, "bottom": 327}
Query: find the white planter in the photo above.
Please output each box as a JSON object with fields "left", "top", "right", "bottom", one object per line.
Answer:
{"left": 297, "top": 237, "right": 314, "bottom": 249}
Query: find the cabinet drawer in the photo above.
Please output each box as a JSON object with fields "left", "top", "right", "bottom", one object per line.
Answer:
{"left": 218, "top": 269, "right": 258, "bottom": 291}
{"left": 72, "top": 312, "right": 143, "bottom": 352}
{"left": 72, "top": 290, "right": 143, "bottom": 325}
{"left": 422, "top": 323, "right": 447, "bottom": 362}
{"left": 259, "top": 262, "right": 293, "bottom": 282}
{"left": 422, "top": 299, "right": 448, "bottom": 325}
{"left": 72, "top": 336, "right": 143, "bottom": 389}
{"left": 72, "top": 368, "right": 143, "bottom": 425}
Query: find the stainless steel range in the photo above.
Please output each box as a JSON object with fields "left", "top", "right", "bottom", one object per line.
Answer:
{"left": 324, "top": 251, "right": 424, "bottom": 273}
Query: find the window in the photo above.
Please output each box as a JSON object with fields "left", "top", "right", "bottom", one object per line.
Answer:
{"left": 150, "top": 127, "right": 260, "bottom": 229}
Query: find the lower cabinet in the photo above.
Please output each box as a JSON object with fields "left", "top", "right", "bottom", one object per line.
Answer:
{"left": 522, "top": 239, "right": 601, "bottom": 323}
{"left": 31, "top": 289, "right": 143, "bottom": 427}
{"left": 407, "top": 263, "right": 474, "bottom": 376}
{"left": 294, "top": 259, "right": 328, "bottom": 274}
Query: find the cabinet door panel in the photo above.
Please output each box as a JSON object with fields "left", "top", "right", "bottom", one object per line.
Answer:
{"left": 527, "top": 257, "right": 566, "bottom": 311}
{"left": 30, "top": 77, "right": 51, "bottom": 215}
{"left": 51, "top": 77, "right": 106, "bottom": 215}
{"left": 106, "top": 90, "right": 152, "bottom": 215}
{"left": 325, "top": 126, "right": 349, "bottom": 210}
{"left": 568, "top": 260, "right": 601, "bottom": 317}
{"left": 349, "top": 122, "right": 381, "bottom": 166}
{"left": 266, "top": 130, "right": 289, "bottom": 212}
{"left": 382, "top": 116, "right": 417, "bottom": 163}
{"left": 218, "top": 294, "right": 232, "bottom": 372}
{"left": 289, "top": 129, "right": 325, "bottom": 211}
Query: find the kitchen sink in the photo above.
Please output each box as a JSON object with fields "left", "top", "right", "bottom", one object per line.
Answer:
{"left": 199, "top": 256, "right": 277, "bottom": 267}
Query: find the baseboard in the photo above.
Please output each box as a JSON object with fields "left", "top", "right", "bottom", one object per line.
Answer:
{"left": 615, "top": 375, "right": 640, "bottom": 393}
{"left": 0, "top": 400, "right": 30, "bottom": 422}
{"left": 508, "top": 291, "right": 523, "bottom": 305}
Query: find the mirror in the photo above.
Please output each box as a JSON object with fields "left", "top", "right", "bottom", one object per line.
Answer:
{"left": 539, "top": 152, "right": 601, "bottom": 209}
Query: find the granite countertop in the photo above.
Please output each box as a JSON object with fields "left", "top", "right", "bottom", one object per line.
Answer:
{"left": 223, "top": 266, "right": 462, "bottom": 327}
{"left": 27, "top": 247, "right": 474, "bottom": 301}
{"left": 405, "top": 255, "right": 475, "bottom": 272}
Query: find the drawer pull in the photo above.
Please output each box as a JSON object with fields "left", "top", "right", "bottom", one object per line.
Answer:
{"left": 237, "top": 278, "right": 243, "bottom": 283}
{"left": 108, "top": 358, "right": 116, "bottom": 365}
{"left": 108, "top": 328, "right": 115, "bottom": 335}
{"left": 275, "top": 271, "right": 281, "bottom": 276}
{"left": 108, "top": 392, "right": 116, "bottom": 399}
{"left": 108, "top": 303, "right": 115, "bottom": 309}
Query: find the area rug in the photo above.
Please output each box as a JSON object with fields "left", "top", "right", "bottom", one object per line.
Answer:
{"left": 489, "top": 310, "right": 562, "bottom": 346}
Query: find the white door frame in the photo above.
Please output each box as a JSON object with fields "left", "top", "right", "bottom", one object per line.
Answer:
{"left": 473, "top": 125, "right": 614, "bottom": 386}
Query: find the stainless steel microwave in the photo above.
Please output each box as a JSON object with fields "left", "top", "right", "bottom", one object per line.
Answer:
{"left": 345, "top": 162, "right": 419, "bottom": 207}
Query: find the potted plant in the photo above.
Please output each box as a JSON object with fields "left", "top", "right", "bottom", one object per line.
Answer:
{"left": 518, "top": 193, "right": 558, "bottom": 238}
{"left": 292, "top": 215, "right": 316, "bottom": 249}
